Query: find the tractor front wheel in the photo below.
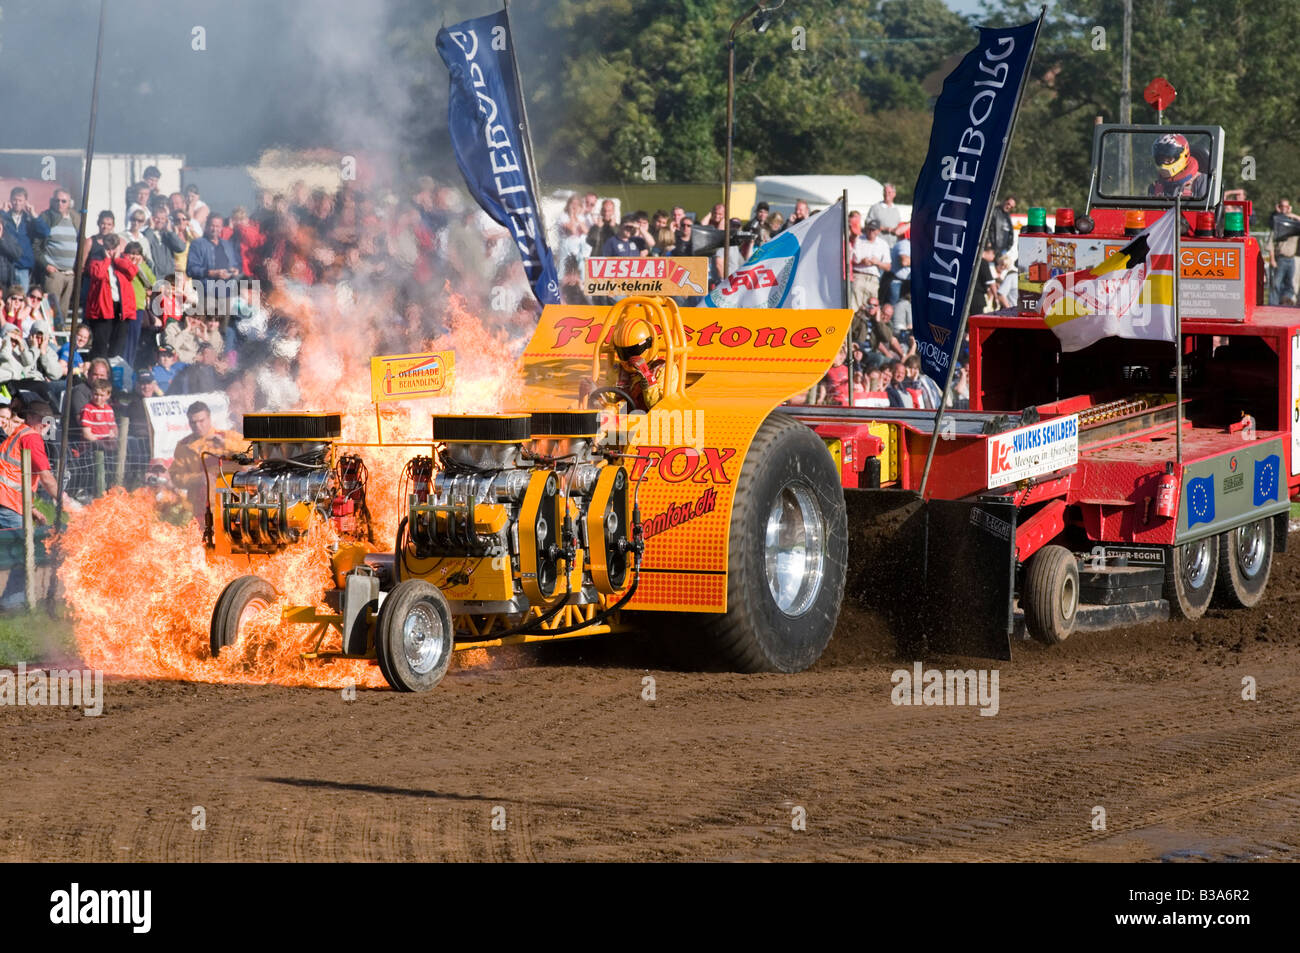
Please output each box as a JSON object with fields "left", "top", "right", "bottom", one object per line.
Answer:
{"left": 374, "top": 580, "right": 454, "bottom": 692}
{"left": 210, "top": 575, "right": 277, "bottom": 658}
{"left": 1021, "top": 545, "right": 1079, "bottom": 645}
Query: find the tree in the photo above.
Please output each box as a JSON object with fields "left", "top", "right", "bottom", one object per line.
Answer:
{"left": 983, "top": 0, "right": 1300, "bottom": 212}
{"left": 391, "top": 0, "right": 975, "bottom": 191}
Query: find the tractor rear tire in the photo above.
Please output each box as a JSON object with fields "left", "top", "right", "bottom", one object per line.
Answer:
{"left": 692, "top": 413, "right": 848, "bottom": 673}
{"left": 1021, "top": 545, "right": 1079, "bottom": 645}
{"left": 210, "top": 575, "right": 277, "bottom": 658}
{"left": 374, "top": 580, "right": 454, "bottom": 692}
{"left": 1165, "top": 536, "right": 1218, "bottom": 619}
{"left": 1213, "top": 518, "right": 1273, "bottom": 609}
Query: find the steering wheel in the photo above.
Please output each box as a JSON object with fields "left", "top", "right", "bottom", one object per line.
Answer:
{"left": 585, "top": 386, "right": 639, "bottom": 413}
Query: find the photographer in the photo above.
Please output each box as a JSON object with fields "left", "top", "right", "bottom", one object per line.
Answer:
{"left": 724, "top": 218, "right": 755, "bottom": 275}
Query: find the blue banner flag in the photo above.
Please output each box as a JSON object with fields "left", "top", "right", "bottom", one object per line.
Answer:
{"left": 436, "top": 10, "right": 560, "bottom": 305}
{"left": 909, "top": 17, "right": 1041, "bottom": 381}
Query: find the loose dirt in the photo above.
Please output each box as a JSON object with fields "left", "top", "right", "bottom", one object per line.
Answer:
{"left": 3, "top": 548, "right": 1298, "bottom": 861}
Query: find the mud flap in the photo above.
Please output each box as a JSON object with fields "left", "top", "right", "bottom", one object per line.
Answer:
{"left": 845, "top": 491, "right": 1015, "bottom": 660}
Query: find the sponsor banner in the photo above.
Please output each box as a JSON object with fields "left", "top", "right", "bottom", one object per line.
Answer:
{"left": 1087, "top": 544, "right": 1166, "bottom": 566}
{"left": 641, "top": 486, "right": 718, "bottom": 541}
{"left": 584, "top": 256, "right": 708, "bottom": 297}
{"left": 705, "top": 200, "right": 845, "bottom": 309}
{"left": 526, "top": 304, "right": 844, "bottom": 374}
{"left": 144, "top": 392, "right": 232, "bottom": 461}
{"left": 436, "top": 11, "right": 560, "bottom": 306}
{"left": 1175, "top": 243, "right": 1245, "bottom": 319}
{"left": 1292, "top": 333, "right": 1300, "bottom": 476}
{"left": 1107, "top": 241, "right": 1243, "bottom": 318}
{"left": 370, "top": 351, "right": 455, "bottom": 403}
{"left": 910, "top": 16, "right": 1041, "bottom": 380}
{"left": 986, "top": 414, "right": 1079, "bottom": 488}
{"left": 1023, "top": 234, "right": 1246, "bottom": 320}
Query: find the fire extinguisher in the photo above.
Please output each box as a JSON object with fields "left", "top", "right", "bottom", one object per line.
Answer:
{"left": 1156, "top": 462, "right": 1178, "bottom": 519}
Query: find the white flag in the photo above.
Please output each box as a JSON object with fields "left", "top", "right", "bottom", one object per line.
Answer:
{"left": 705, "top": 200, "right": 843, "bottom": 309}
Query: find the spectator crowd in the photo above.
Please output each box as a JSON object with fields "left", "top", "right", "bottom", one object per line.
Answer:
{"left": 0, "top": 169, "right": 978, "bottom": 529}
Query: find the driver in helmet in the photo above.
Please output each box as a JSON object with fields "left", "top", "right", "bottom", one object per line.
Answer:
{"left": 1148, "top": 132, "right": 1208, "bottom": 200}
{"left": 581, "top": 315, "right": 668, "bottom": 412}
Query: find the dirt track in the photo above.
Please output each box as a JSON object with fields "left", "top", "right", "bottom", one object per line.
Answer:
{"left": 4, "top": 546, "right": 1300, "bottom": 862}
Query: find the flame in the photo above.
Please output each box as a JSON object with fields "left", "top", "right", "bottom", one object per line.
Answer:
{"left": 57, "top": 284, "right": 530, "bottom": 688}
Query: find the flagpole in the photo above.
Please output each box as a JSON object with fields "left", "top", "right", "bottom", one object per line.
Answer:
{"left": 56, "top": 0, "right": 106, "bottom": 529}
{"left": 1174, "top": 194, "right": 1183, "bottom": 466}
{"left": 502, "top": 0, "right": 550, "bottom": 245}
{"left": 918, "top": 7, "right": 1046, "bottom": 501}
{"left": 843, "top": 189, "right": 854, "bottom": 407}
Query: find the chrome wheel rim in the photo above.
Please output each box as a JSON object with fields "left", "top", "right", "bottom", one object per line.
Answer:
{"left": 1183, "top": 538, "right": 1212, "bottom": 589}
{"left": 764, "top": 483, "right": 826, "bottom": 616}
{"left": 1237, "top": 522, "right": 1266, "bottom": 578}
{"left": 403, "top": 602, "right": 444, "bottom": 674}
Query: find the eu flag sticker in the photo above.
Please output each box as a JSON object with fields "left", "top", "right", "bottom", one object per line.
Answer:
{"left": 1254, "top": 454, "right": 1281, "bottom": 505}
{"left": 1186, "top": 474, "right": 1216, "bottom": 526}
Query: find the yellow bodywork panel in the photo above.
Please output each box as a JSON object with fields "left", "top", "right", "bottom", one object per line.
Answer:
{"left": 823, "top": 437, "right": 843, "bottom": 478}
{"left": 332, "top": 543, "right": 369, "bottom": 589}
{"left": 519, "top": 300, "right": 847, "bottom": 613}
{"left": 866, "top": 420, "right": 900, "bottom": 484}
{"left": 400, "top": 552, "right": 516, "bottom": 603}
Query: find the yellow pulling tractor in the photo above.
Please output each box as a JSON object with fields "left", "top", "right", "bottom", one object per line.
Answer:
{"left": 207, "top": 297, "right": 852, "bottom": 691}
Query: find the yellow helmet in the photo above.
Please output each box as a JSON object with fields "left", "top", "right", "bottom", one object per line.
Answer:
{"left": 1153, "top": 133, "right": 1190, "bottom": 179}
{"left": 612, "top": 315, "right": 658, "bottom": 363}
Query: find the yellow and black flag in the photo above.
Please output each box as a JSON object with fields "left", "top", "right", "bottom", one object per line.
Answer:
{"left": 1042, "top": 210, "right": 1178, "bottom": 352}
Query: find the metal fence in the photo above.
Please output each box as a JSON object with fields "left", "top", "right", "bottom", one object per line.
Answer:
{"left": 55, "top": 436, "right": 155, "bottom": 501}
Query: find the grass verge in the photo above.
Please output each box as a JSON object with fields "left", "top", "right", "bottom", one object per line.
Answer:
{"left": 0, "top": 607, "right": 77, "bottom": 666}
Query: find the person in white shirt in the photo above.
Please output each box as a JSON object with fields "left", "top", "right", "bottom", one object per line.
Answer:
{"left": 867, "top": 183, "right": 903, "bottom": 247}
{"left": 995, "top": 253, "right": 1019, "bottom": 310}
{"left": 850, "top": 219, "right": 891, "bottom": 311}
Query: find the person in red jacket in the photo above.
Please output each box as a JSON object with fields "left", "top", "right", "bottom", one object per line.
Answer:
{"left": 84, "top": 233, "right": 139, "bottom": 360}
{"left": 224, "top": 206, "right": 266, "bottom": 277}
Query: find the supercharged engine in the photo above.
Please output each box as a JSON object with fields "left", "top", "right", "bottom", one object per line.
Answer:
{"left": 208, "top": 412, "right": 373, "bottom": 555}
{"left": 392, "top": 410, "right": 638, "bottom": 625}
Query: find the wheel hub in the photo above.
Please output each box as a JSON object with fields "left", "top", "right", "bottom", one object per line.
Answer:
{"left": 764, "top": 483, "right": 826, "bottom": 616}
{"left": 1059, "top": 573, "right": 1078, "bottom": 620}
{"left": 402, "top": 603, "right": 444, "bottom": 674}
{"left": 1183, "top": 538, "right": 1212, "bottom": 589}
{"left": 1236, "top": 522, "right": 1266, "bottom": 578}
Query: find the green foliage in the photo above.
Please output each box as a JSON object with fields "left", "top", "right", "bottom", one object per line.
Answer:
{"left": 395, "top": 0, "right": 1299, "bottom": 217}
{"left": 985, "top": 0, "right": 1300, "bottom": 210}
{"left": 392, "top": 0, "right": 971, "bottom": 189}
